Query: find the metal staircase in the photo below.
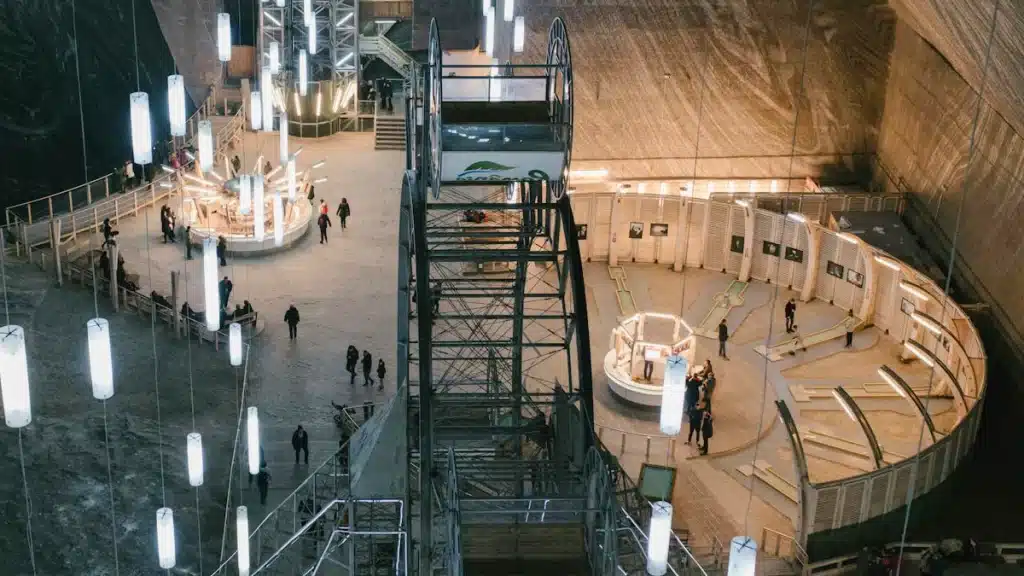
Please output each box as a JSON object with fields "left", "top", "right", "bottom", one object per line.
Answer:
{"left": 360, "top": 35, "right": 414, "bottom": 78}
{"left": 376, "top": 115, "right": 407, "bottom": 150}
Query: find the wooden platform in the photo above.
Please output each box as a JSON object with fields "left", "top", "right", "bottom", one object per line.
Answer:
{"left": 737, "top": 459, "right": 798, "bottom": 504}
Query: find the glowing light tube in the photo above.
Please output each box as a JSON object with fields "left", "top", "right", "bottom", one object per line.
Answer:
{"left": 250, "top": 90, "right": 263, "bottom": 131}
{"left": 253, "top": 176, "right": 266, "bottom": 241}
{"left": 279, "top": 110, "right": 289, "bottom": 164}
{"left": 513, "top": 17, "right": 525, "bottom": 52}
{"left": 230, "top": 322, "right": 243, "bottom": 366}
{"left": 309, "top": 19, "right": 317, "bottom": 54}
{"left": 187, "top": 432, "right": 204, "bottom": 487}
{"left": 287, "top": 157, "right": 297, "bottom": 202}
{"left": 260, "top": 66, "right": 273, "bottom": 131}
{"left": 304, "top": 0, "right": 313, "bottom": 25}
{"left": 130, "top": 92, "right": 153, "bottom": 165}
{"left": 315, "top": 90, "right": 322, "bottom": 117}
{"left": 87, "top": 318, "right": 114, "bottom": 400}
{"left": 156, "top": 507, "right": 176, "bottom": 569}
{"left": 203, "top": 238, "right": 220, "bottom": 330}
{"left": 247, "top": 407, "right": 260, "bottom": 475}
{"left": 646, "top": 501, "right": 672, "bottom": 576}
{"left": 504, "top": 0, "right": 514, "bottom": 21}
{"left": 273, "top": 191, "right": 284, "bottom": 247}
{"left": 485, "top": 7, "right": 495, "bottom": 56}
{"left": 198, "top": 120, "right": 214, "bottom": 171}
{"left": 237, "top": 506, "right": 251, "bottom": 576}
{"left": 217, "top": 13, "right": 231, "bottom": 62}
{"left": 269, "top": 41, "right": 281, "bottom": 74}
{"left": 728, "top": 536, "right": 757, "bottom": 576}
{"left": 0, "top": 325, "right": 31, "bottom": 428}
{"left": 659, "top": 355, "right": 688, "bottom": 435}
{"left": 900, "top": 281, "right": 931, "bottom": 301}
{"left": 168, "top": 75, "right": 186, "bottom": 137}
{"left": 299, "top": 50, "right": 308, "bottom": 96}
{"left": 239, "top": 174, "right": 252, "bottom": 215}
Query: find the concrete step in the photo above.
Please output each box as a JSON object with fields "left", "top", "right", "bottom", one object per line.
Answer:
{"left": 461, "top": 523, "right": 584, "bottom": 560}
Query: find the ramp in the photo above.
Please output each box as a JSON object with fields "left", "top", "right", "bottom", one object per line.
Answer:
{"left": 694, "top": 280, "right": 748, "bottom": 337}
{"left": 755, "top": 314, "right": 859, "bottom": 361}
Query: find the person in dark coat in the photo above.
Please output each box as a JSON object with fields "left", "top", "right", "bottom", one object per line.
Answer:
{"left": 307, "top": 184, "right": 315, "bottom": 205}
{"left": 256, "top": 464, "right": 271, "bottom": 505}
{"left": 431, "top": 281, "right": 442, "bottom": 315}
{"left": 686, "top": 401, "right": 705, "bottom": 447}
{"left": 317, "top": 213, "right": 332, "bottom": 244}
{"left": 284, "top": 304, "right": 300, "bottom": 339}
{"left": 219, "top": 276, "right": 233, "bottom": 310}
{"left": 684, "top": 376, "right": 701, "bottom": 419}
{"left": 784, "top": 298, "right": 796, "bottom": 333}
{"left": 185, "top": 226, "right": 193, "bottom": 259}
{"left": 160, "top": 206, "right": 171, "bottom": 243}
{"left": 700, "top": 410, "right": 714, "bottom": 455}
{"left": 377, "top": 359, "right": 386, "bottom": 391}
{"left": 717, "top": 319, "right": 729, "bottom": 359}
{"left": 336, "top": 198, "right": 351, "bottom": 229}
{"left": 231, "top": 155, "right": 242, "bottom": 175}
{"left": 217, "top": 235, "right": 227, "bottom": 266}
{"left": 346, "top": 345, "right": 359, "bottom": 384}
{"left": 701, "top": 370, "right": 716, "bottom": 413}
{"left": 291, "top": 425, "right": 309, "bottom": 465}
{"left": 361, "top": 350, "right": 373, "bottom": 386}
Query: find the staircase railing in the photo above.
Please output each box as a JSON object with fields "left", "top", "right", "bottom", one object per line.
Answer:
{"left": 761, "top": 526, "right": 807, "bottom": 571}
{"left": 444, "top": 447, "right": 463, "bottom": 576}
{"left": 616, "top": 509, "right": 709, "bottom": 576}
{"left": 359, "top": 35, "right": 414, "bottom": 77}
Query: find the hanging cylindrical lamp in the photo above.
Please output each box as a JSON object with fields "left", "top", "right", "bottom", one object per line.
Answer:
{"left": 230, "top": 322, "right": 243, "bottom": 366}
{"left": 198, "top": 120, "right": 214, "bottom": 171}
{"left": 286, "top": 157, "right": 297, "bottom": 202}
{"left": 203, "top": 238, "right": 220, "bottom": 330}
{"left": 217, "top": 13, "right": 232, "bottom": 62}
{"left": 504, "top": 0, "right": 514, "bottom": 21}
{"left": 237, "top": 506, "right": 251, "bottom": 576}
{"left": 247, "top": 407, "right": 260, "bottom": 475}
{"left": 646, "top": 501, "right": 672, "bottom": 576}
{"left": 156, "top": 507, "right": 176, "bottom": 569}
{"left": 168, "top": 75, "right": 187, "bottom": 137}
{"left": 659, "top": 354, "right": 688, "bottom": 435}
{"left": 239, "top": 174, "right": 252, "bottom": 215}
{"left": 485, "top": 7, "right": 495, "bottom": 56}
{"left": 273, "top": 191, "right": 285, "bottom": 247}
{"left": 269, "top": 41, "right": 281, "bottom": 74}
{"left": 513, "top": 17, "right": 525, "bottom": 53}
{"left": 250, "top": 91, "right": 263, "bottom": 131}
{"left": 308, "top": 18, "right": 317, "bottom": 54}
{"left": 130, "top": 92, "right": 153, "bottom": 165}
{"left": 0, "top": 325, "right": 31, "bottom": 428}
{"left": 279, "top": 110, "right": 289, "bottom": 164}
{"left": 275, "top": 0, "right": 285, "bottom": 6}
{"left": 298, "top": 50, "right": 308, "bottom": 96}
{"left": 728, "top": 536, "right": 758, "bottom": 576}
{"left": 186, "top": 432, "right": 204, "bottom": 487}
{"left": 303, "top": 0, "right": 313, "bottom": 25}
{"left": 87, "top": 318, "right": 114, "bottom": 400}
{"left": 260, "top": 66, "right": 274, "bottom": 130}
{"left": 253, "top": 176, "right": 266, "bottom": 241}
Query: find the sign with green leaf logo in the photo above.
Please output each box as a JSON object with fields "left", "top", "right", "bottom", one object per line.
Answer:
{"left": 441, "top": 152, "right": 565, "bottom": 183}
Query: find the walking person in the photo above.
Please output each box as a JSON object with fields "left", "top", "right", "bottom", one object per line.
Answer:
{"left": 431, "top": 281, "right": 442, "bottom": 315}
{"left": 346, "top": 345, "right": 359, "bottom": 384}
{"left": 686, "top": 401, "right": 705, "bottom": 447}
{"left": 319, "top": 199, "right": 329, "bottom": 216}
{"left": 784, "top": 298, "right": 796, "bottom": 333}
{"left": 336, "top": 198, "right": 351, "bottom": 230}
{"left": 717, "top": 319, "right": 729, "bottom": 359}
{"left": 185, "top": 226, "right": 193, "bottom": 259}
{"left": 699, "top": 410, "right": 714, "bottom": 455}
{"left": 317, "top": 212, "right": 332, "bottom": 244}
{"left": 377, "top": 359, "right": 386, "bottom": 391}
{"left": 292, "top": 425, "right": 309, "bottom": 465}
{"left": 256, "top": 464, "right": 271, "bottom": 505}
{"left": 845, "top": 310, "right": 855, "bottom": 348}
{"left": 217, "top": 235, "right": 228, "bottom": 266}
{"left": 362, "top": 350, "right": 374, "bottom": 386}
{"left": 284, "top": 304, "right": 300, "bottom": 340}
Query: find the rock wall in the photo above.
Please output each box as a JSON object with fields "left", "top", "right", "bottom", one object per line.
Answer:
{"left": 874, "top": 16, "right": 1024, "bottom": 339}
{"left": 0, "top": 0, "right": 181, "bottom": 209}
{"left": 150, "top": 0, "right": 222, "bottom": 104}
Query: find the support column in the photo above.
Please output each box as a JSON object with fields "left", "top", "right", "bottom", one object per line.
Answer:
{"left": 799, "top": 224, "right": 819, "bottom": 302}
{"left": 49, "top": 220, "right": 63, "bottom": 286}
{"left": 673, "top": 196, "right": 688, "bottom": 272}
{"left": 171, "top": 270, "right": 181, "bottom": 337}
{"left": 737, "top": 203, "right": 753, "bottom": 282}
{"left": 108, "top": 243, "right": 119, "bottom": 312}
{"left": 608, "top": 186, "right": 626, "bottom": 266}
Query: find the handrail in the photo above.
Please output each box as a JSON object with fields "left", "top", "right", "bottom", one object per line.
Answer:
{"left": 6, "top": 90, "right": 218, "bottom": 227}
{"left": 761, "top": 526, "right": 808, "bottom": 567}
{"left": 360, "top": 34, "right": 414, "bottom": 75}
{"left": 619, "top": 506, "right": 708, "bottom": 576}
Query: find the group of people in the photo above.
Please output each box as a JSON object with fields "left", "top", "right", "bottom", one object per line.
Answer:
{"left": 361, "top": 79, "right": 396, "bottom": 113}
{"left": 684, "top": 359, "right": 717, "bottom": 455}
{"left": 345, "top": 345, "right": 386, "bottom": 390}
{"left": 315, "top": 198, "right": 352, "bottom": 244}
{"left": 98, "top": 249, "right": 139, "bottom": 292}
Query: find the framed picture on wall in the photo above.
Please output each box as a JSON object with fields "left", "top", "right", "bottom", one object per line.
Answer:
{"left": 730, "top": 235, "right": 745, "bottom": 254}
{"left": 901, "top": 298, "right": 915, "bottom": 316}
{"left": 784, "top": 247, "right": 804, "bottom": 263}
{"left": 846, "top": 269, "right": 864, "bottom": 288}
{"left": 826, "top": 260, "right": 845, "bottom": 279}
{"left": 650, "top": 223, "right": 669, "bottom": 237}
{"left": 576, "top": 224, "right": 588, "bottom": 240}
{"left": 628, "top": 222, "right": 644, "bottom": 239}
{"left": 763, "top": 241, "right": 781, "bottom": 257}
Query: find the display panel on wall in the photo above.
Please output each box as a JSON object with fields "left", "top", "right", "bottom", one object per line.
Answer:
{"left": 846, "top": 269, "right": 864, "bottom": 288}
{"left": 628, "top": 222, "right": 644, "bottom": 239}
{"left": 731, "top": 235, "right": 745, "bottom": 254}
{"left": 440, "top": 152, "right": 565, "bottom": 182}
{"left": 785, "top": 247, "right": 804, "bottom": 263}
{"left": 650, "top": 223, "right": 669, "bottom": 237}
{"left": 763, "top": 241, "right": 781, "bottom": 256}
{"left": 826, "top": 260, "right": 845, "bottom": 279}
{"left": 576, "top": 224, "right": 588, "bottom": 240}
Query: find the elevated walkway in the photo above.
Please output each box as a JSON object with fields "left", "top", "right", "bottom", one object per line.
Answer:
{"left": 754, "top": 314, "right": 860, "bottom": 361}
